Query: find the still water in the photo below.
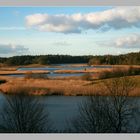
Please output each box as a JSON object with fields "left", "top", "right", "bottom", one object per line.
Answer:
{"left": 0, "top": 64, "right": 112, "bottom": 78}
{"left": 10, "top": 64, "right": 111, "bottom": 78}
{"left": 6, "top": 73, "right": 85, "bottom": 78}
{"left": 40, "top": 96, "right": 87, "bottom": 130}
{"left": 25, "top": 96, "right": 140, "bottom": 131}
{"left": 0, "top": 93, "right": 87, "bottom": 131}
{"left": 17, "top": 64, "right": 112, "bottom": 72}
{"left": 0, "top": 93, "right": 140, "bottom": 132}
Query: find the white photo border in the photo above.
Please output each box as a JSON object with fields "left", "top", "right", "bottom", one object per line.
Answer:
{"left": 0, "top": 0, "right": 140, "bottom": 139}
{"left": 0, "top": 0, "right": 139, "bottom": 6}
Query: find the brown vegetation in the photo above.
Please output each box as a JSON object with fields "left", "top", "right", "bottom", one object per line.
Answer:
{"left": 25, "top": 71, "right": 49, "bottom": 79}
{"left": 0, "top": 74, "right": 140, "bottom": 96}
{"left": 0, "top": 70, "right": 49, "bottom": 76}
{"left": 81, "top": 73, "right": 93, "bottom": 81}
{"left": 98, "top": 66, "right": 140, "bottom": 79}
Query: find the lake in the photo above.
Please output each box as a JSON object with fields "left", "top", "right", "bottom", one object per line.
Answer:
{"left": 9, "top": 64, "right": 111, "bottom": 78}
{"left": 0, "top": 64, "right": 112, "bottom": 78}
{"left": 6, "top": 73, "right": 85, "bottom": 78}
{"left": 41, "top": 96, "right": 87, "bottom": 131}
{"left": 0, "top": 93, "right": 140, "bottom": 132}
{"left": 17, "top": 64, "right": 112, "bottom": 71}
{"left": 0, "top": 93, "right": 86, "bottom": 131}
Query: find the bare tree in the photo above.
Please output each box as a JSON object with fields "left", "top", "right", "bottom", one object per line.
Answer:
{"left": 0, "top": 87, "right": 52, "bottom": 133}
{"left": 71, "top": 77, "right": 138, "bottom": 133}
{"left": 71, "top": 96, "right": 112, "bottom": 133}
{"left": 103, "top": 77, "right": 136, "bottom": 133}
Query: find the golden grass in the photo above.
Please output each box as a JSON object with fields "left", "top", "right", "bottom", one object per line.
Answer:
{"left": 0, "top": 70, "right": 49, "bottom": 75}
{"left": 0, "top": 67, "right": 17, "bottom": 71}
{"left": 0, "top": 75, "right": 139, "bottom": 96}
{"left": 0, "top": 75, "right": 99, "bottom": 95}
{"left": 54, "top": 68, "right": 112, "bottom": 74}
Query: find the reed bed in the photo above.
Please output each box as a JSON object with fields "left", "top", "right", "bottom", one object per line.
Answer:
{"left": 0, "top": 75, "right": 139, "bottom": 96}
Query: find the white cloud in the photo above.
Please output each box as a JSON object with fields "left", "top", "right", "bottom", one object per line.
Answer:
{"left": 114, "top": 34, "right": 140, "bottom": 48}
{"left": 26, "top": 14, "right": 48, "bottom": 26}
{"left": 0, "top": 44, "right": 28, "bottom": 54}
{"left": 25, "top": 7, "right": 140, "bottom": 33}
{"left": 99, "top": 34, "right": 140, "bottom": 49}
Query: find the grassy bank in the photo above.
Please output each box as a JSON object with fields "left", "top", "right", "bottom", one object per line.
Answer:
{"left": 0, "top": 70, "right": 49, "bottom": 76}
{"left": 0, "top": 75, "right": 139, "bottom": 96}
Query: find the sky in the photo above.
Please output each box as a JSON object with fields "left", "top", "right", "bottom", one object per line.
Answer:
{"left": 0, "top": 6, "right": 140, "bottom": 57}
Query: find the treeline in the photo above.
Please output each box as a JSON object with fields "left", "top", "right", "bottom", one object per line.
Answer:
{"left": 0, "top": 52, "right": 139, "bottom": 66}
{"left": 0, "top": 55, "right": 91, "bottom": 66}
{"left": 88, "top": 52, "right": 140, "bottom": 65}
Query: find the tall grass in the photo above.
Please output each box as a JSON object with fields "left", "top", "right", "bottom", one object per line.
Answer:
{"left": 1, "top": 72, "right": 140, "bottom": 96}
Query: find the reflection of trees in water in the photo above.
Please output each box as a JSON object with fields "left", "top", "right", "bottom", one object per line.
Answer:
{"left": 0, "top": 87, "right": 52, "bottom": 133}
{"left": 71, "top": 77, "right": 140, "bottom": 133}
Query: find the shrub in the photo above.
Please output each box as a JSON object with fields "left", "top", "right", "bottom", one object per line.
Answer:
{"left": 99, "top": 67, "right": 140, "bottom": 79}
{"left": 25, "top": 71, "right": 48, "bottom": 79}
{"left": 0, "top": 86, "right": 52, "bottom": 133}
{"left": 128, "top": 66, "right": 140, "bottom": 76}
{"left": 81, "top": 73, "right": 93, "bottom": 81}
{"left": 0, "top": 79, "right": 6, "bottom": 85}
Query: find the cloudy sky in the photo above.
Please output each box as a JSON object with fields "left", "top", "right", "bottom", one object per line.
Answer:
{"left": 0, "top": 6, "right": 140, "bottom": 57}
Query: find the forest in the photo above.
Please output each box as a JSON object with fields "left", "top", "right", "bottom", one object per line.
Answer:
{"left": 0, "top": 52, "right": 139, "bottom": 66}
